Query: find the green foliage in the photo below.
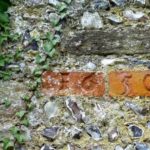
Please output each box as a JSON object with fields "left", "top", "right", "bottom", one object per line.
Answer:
{"left": 10, "top": 127, "right": 26, "bottom": 144}
{"left": 2, "top": 126, "right": 27, "bottom": 149}
{"left": 0, "top": 53, "right": 13, "bottom": 67}
{"left": 0, "top": 0, "right": 11, "bottom": 12}
{"left": 35, "top": 54, "right": 46, "bottom": 64}
{"left": 3, "top": 98, "right": 11, "bottom": 108}
{"left": 22, "top": 95, "right": 31, "bottom": 102}
{"left": 0, "top": 53, "right": 13, "bottom": 80}
{"left": 28, "top": 81, "right": 38, "bottom": 91}
{"left": 16, "top": 111, "right": 30, "bottom": 127}
{"left": 56, "top": 1, "right": 71, "bottom": 19}
{"left": 0, "top": 70, "right": 12, "bottom": 80}
{"left": 0, "top": 12, "right": 9, "bottom": 24}
{"left": 16, "top": 110, "right": 26, "bottom": 119}
{"left": 21, "top": 118, "right": 30, "bottom": 127}
{"left": 0, "top": 0, "right": 10, "bottom": 25}
{"left": 3, "top": 138, "right": 14, "bottom": 150}
{"left": 0, "top": 0, "right": 11, "bottom": 46}
{"left": 33, "top": 32, "right": 60, "bottom": 78}
{"left": 0, "top": 51, "right": 22, "bottom": 80}
{"left": 33, "top": 0, "right": 72, "bottom": 93}
{"left": 50, "top": 16, "right": 60, "bottom": 27}
{"left": 26, "top": 103, "right": 35, "bottom": 111}
{"left": 43, "top": 32, "right": 60, "bottom": 57}
{"left": 57, "top": 2, "right": 67, "bottom": 13}
{"left": 1, "top": 1, "right": 72, "bottom": 149}
{"left": 64, "top": 0, "right": 72, "bottom": 4}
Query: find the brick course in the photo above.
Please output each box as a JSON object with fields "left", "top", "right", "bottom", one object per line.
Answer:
{"left": 109, "top": 71, "right": 150, "bottom": 97}
{"left": 42, "top": 71, "right": 105, "bottom": 97}
{"left": 42, "top": 71, "right": 150, "bottom": 97}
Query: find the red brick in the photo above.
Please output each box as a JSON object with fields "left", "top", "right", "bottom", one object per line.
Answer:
{"left": 41, "top": 72, "right": 105, "bottom": 97}
{"left": 109, "top": 71, "right": 150, "bottom": 97}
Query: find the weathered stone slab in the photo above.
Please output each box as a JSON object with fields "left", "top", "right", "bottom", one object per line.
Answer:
{"left": 62, "top": 27, "right": 150, "bottom": 55}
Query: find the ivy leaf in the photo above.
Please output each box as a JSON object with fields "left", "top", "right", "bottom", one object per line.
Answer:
{"left": 52, "top": 35, "right": 61, "bottom": 46}
{"left": 27, "top": 103, "right": 35, "bottom": 111}
{"left": 16, "top": 110, "right": 26, "bottom": 119}
{"left": 5, "top": 54, "right": 14, "bottom": 64}
{"left": 33, "top": 67, "right": 43, "bottom": 76}
{"left": 50, "top": 17, "right": 60, "bottom": 27}
{"left": 9, "top": 33, "right": 20, "bottom": 42}
{"left": 14, "top": 50, "right": 22, "bottom": 61}
{"left": 0, "top": 35, "right": 8, "bottom": 45}
{"left": 49, "top": 48, "right": 56, "bottom": 57}
{"left": 0, "top": 12, "right": 9, "bottom": 23}
{"left": 15, "top": 133, "right": 26, "bottom": 144}
{"left": 35, "top": 77, "right": 42, "bottom": 84}
{"left": 46, "top": 32, "right": 54, "bottom": 41}
{"left": 3, "top": 138, "right": 14, "bottom": 150}
{"left": 0, "top": 70, "right": 12, "bottom": 80}
{"left": 21, "top": 118, "right": 30, "bottom": 127}
{"left": 54, "top": 24, "right": 62, "bottom": 32}
{"left": 28, "top": 81, "right": 38, "bottom": 91}
{"left": 4, "top": 98, "right": 11, "bottom": 108}
{"left": 41, "top": 63, "right": 49, "bottom": 70}
{"left": 0, "top": 0, "right": 11, "bottom": 12}
{"left": 22, "top": 95, "right": 30, "bottom": 102}
{"left": 44, "top": 41, "right": 54, "bottom": 53}
{"left": 60, "top": 11, "right": 69, "bottom": 19}
{"left": 10, "top": 126, "right": 26, "bottom": 144}
{"left": 10, "top": 126, "right": 20, "bottom": 135}
{"left": 64, "top": 0, "right": 72, "bottom": 4}
{"left": 35, "top": 54, "right": 46, "bottom": 64}
{"left": 57, "top": 2, "right": 67, "bottom": 12}
{"left": 0, "top": 55, "right": 5, "bottom": 67}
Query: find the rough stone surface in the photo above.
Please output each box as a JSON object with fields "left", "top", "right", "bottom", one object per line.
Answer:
{"left": 0, "top": 81, "right": 30, "bottom": 117}
{"left": 62, "top": 27, "right": 150, "bottom": 55}
{"left": 1, "top": 0, "right": 150, "bottom": 149}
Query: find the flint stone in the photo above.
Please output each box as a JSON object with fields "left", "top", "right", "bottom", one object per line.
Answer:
{"left": 123, "top": 10, "right": 145, "bottom": 21}
{"left": 62, "top": 27, "right": 150, "bottom": 55}
{"left": 124, "top": 145, "right": 134, "bottom": 150}
{"left": 128, "top": 125, "right": 143, "bottom": 138}
{"left": 81, "top": 12, "right": 103, "bottom": 29}
{"left": 111, "top": 0, "right": 127, "bottom": 6}
{"left": 41, "top": 145, "right": 55, "bottom": 150}
{"left": 91, "top": 0, "right": 110, "bottom": 10}
{"left": 147, "top": 121, "right": 150, "bottom": 129}
{"left": 135, "top": 143, "right": 150, "bottom": 150}
{"left": 108, "top": 127, "right": 119, "bottom": 142}
{"left": 48, "top": 0, "right": 59, "bottom": 5}
{"left": 42, "top": 126, "right": 60, "bottom": 140}
{"left": 107, "top": 15, "right": 123, "bottom": 24}
{"left": 88, "top": 146, "right": 103, "bottom": 150}
{"left": 44, "top": 101, "right": 58, "bottom": 119}
{"left": 134, "top": 0, "right": 146, "bottom": 6}
{"left": 134, "top": 0, "right": 150, "bottom": 6}
{"left": 115, "top": 145, "right": 124, "bottom": 150}
{"left": 24, "top": 0, "right": 46, "bottom": 6}
{"left": 86, "top": 125, "right": 102, "bottom": 141}
{"left": 67, "top": 144, "right": 81, "bottom": 150}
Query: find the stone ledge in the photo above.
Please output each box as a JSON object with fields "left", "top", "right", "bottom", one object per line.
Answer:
{"left": 62, "top": 27, "right": 150, "bottom": 55}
